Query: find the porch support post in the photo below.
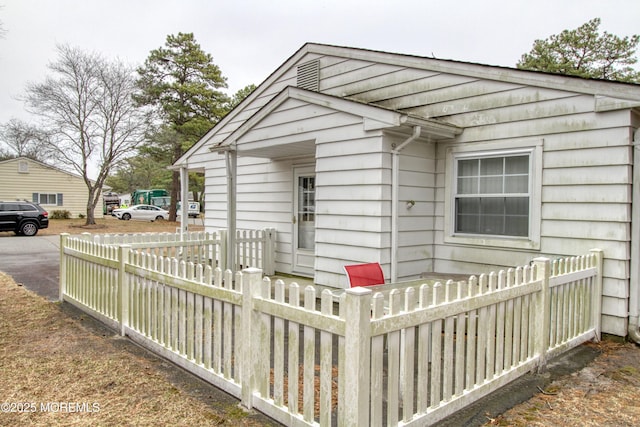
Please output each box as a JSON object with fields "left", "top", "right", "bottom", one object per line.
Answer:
{"left": 179, "top": 166, "right": 189, "bottom": 240}
{"left": 226, "top": 148, "right": 237, "bottom": 271}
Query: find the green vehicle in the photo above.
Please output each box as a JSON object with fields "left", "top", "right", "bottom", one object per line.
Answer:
{"left": 131, "top": 189, "right": 170, "bottom": 210}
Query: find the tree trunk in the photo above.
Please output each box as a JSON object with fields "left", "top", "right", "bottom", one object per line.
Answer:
{"left": 85, "top": 187, "right": 97, "bottom": 225}
{"left": 168, "top": 170, "right": 179, "bottom": 222}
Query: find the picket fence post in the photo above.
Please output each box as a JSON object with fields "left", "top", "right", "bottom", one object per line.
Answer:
{"left": 590, "top": 249, "right": 604, "bottom": 340}
{"left": 118, "top": 244, "right": 131, "bottom": 337}
{"left": 219, "top": 230, "right": 228, "bottom": 271}
{"left": 533, "top": 257, "right": 550, "bottom": 372}
{"left": 263, "top": 228, "right": 276, "bottom": 276}
{"left": 241, "top": 267, "right": 263, "bottom": 409}
{"left": 343, "top": 286, "right": 372, "bottom": 426}
{"left": 59, "top": 233, "right": 69, "bottom": 301}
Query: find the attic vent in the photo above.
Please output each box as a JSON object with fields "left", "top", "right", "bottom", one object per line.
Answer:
{"left": 18, "top": 160, "right": 28, "bottom": 173}
{"left": 297, "top": 59, "right": 320, "bottom": 91}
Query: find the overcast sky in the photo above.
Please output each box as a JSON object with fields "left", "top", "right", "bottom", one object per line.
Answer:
{"left": 1, "top": 0, "right": 639, "bottom": 125}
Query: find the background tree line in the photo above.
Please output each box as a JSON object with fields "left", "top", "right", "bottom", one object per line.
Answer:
{"left": 0, "top": 19, "right": 637, "bottom": 224}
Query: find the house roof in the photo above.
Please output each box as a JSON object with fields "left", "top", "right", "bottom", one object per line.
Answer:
{"left": 0, "top": 156, "right": 102, "bottom": 187}
{"left": 175, "top": 42, "right": 640, "bottom": 166}
{"left": 215, "top": 86, "right": 462, "bottom": 158}
{"left": 0, "top": 157, "right": 82, "bottom": 179}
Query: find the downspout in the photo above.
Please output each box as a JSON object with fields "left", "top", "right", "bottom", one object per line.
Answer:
{"left": 391, "top": 125, "right": 421, "bottom": 282}
{"left": 629, "top": 128, "right": 640, "bottom": 343}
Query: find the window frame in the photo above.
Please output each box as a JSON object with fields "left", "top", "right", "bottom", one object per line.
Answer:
{"left": 32, "top": 192, "right": 63, "bottom": 206}
{"left": 444, "top": 139, "right": 542, "bottom": 250}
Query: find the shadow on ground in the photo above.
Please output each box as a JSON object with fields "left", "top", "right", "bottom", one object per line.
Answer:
{"left": 59, "top": 302, "right": 284, "bottom": 426}
{"left": 439, "top": 344, "right": 600, "bottom": 426}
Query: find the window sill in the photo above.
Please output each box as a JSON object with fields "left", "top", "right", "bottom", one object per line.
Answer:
{"left": 444, "top": 233, "right": 540, "bottom": 250}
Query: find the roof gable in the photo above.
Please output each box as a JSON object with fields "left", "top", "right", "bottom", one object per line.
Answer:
{"left": 222, "top": 86, "right": 461, "bottom": 149}
{"left": 0, "top": 157, "right": 86, "bottom": 181}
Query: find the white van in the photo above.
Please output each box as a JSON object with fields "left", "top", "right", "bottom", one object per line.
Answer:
{"left": 177, "top": 201, "right": 200, "bottom": 218}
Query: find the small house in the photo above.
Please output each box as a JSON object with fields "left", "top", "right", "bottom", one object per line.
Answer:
{"left": 173, "top": 43, "right": 640, "bottom": 338}
{"left": 0, "top": 156, "right": 103, "bottom": 219}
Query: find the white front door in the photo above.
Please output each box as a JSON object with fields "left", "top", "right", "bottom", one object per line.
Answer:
{"left": 293, "top": 165, "right": 315, "bottom": 276}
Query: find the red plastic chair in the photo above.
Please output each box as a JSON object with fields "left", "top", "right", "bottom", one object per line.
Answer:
{"left": 344, "top": 262, "right": 385, "bottom": 287}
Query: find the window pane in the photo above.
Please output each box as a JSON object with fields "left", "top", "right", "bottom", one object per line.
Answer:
{"left": 505, "top": 156, "right": 528, "bottom": 174}
{"left": 457, "top": 197, "right": 480, "bottom": 214}
{"left": 480, "top": 157, "right": 503, "bottom": 175}
{"left": 455, "top": 198, "right": 480, "bottom": 233}
{"left": 480, "top": 176, "right": 502, "bottom": 193}
{"left": 480, "top": 214, "right": 504, "bottom": 235}
{"left": 457, "top": 177, "right": 477, "bottom": 194}
{"left": 505, "top": 217, "right": 528, "bottom": 236}
{"left": 505, "top": 175, "right": 528, "bottom": 193}
{"left": 458, "top": 159, "right": 478, "bottom": 177}
{"left": 505, "top": 197, "right": 529, "bottom": 236}
{"left": 481, "top": 198, "right": 504, "bottom": 214}
{"left": 505, "top": 197, "right": 529, "bottom": 215}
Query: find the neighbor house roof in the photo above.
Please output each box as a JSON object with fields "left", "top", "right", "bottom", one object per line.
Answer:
{"left": 0, "top": 156, "right": 99, "bottom": 186}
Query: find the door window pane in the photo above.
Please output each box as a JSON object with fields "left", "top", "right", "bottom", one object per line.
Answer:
{"left": 297, "top": 176, "right": 315, "bottom": 249}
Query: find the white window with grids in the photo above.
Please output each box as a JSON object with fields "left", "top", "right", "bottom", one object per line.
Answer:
{"left": 445, "top": 140, "right": 542, "bottom": 250}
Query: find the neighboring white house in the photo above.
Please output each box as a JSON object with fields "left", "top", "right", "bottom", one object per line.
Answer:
{"left": 173, "top": 43, "right": 640, "bottom": 338}
{"left": 0, "top": 157, "right": 103, "bottom": 218}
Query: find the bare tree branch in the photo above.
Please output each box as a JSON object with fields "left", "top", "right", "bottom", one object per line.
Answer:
{"left": 22, "top": 44, "right": 150, "bottom": 224}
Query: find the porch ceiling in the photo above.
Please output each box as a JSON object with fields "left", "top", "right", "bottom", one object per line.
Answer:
{"left": 237, "top": 139, "right": 316, "bottom": 159}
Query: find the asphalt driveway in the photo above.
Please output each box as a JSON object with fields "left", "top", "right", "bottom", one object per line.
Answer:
{"left": 0, "top": 233, "right": 60, "bottom": 301}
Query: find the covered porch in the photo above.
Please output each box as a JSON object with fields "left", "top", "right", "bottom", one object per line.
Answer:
{"left": 175, "top": 86, "right": 462, "bottom": 289}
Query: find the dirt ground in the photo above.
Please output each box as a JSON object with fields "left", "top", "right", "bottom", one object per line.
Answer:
{"left": 37, "top": 216, "right": 203, "bottom": 236}
{"left": 4, "top": 218, "right": 640, "bottom": 426}
{"left": 0, "top": 271, "right": 280, "bottom": 427}
{"left": 484, "top": 339, "right": 640, "bottom": 426}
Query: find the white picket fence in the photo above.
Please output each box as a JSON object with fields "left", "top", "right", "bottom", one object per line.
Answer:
{"left": 63, "top": 229, "right": 276, "bottom": 280}
{"left": 59, "top": 234, "right": 603, "bottom": 426}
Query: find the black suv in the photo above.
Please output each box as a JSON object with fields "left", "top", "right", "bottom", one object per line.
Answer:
{"left": 0, "top": 201, "right": 49, "bottom": 236}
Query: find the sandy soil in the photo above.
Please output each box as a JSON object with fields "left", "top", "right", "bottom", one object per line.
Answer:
{"left": 485, "top": 339, "right": 640, "bottom": 426}
{"left": 0, "top": 271, "right": 278, "bottom": 426}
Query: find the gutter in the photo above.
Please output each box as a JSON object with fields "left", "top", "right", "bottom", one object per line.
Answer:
{"left": 629, "top": 128, "right": 640, "bottom": 344}
{"left": 390, "top": 125, "right": 421, "bottom": 282}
